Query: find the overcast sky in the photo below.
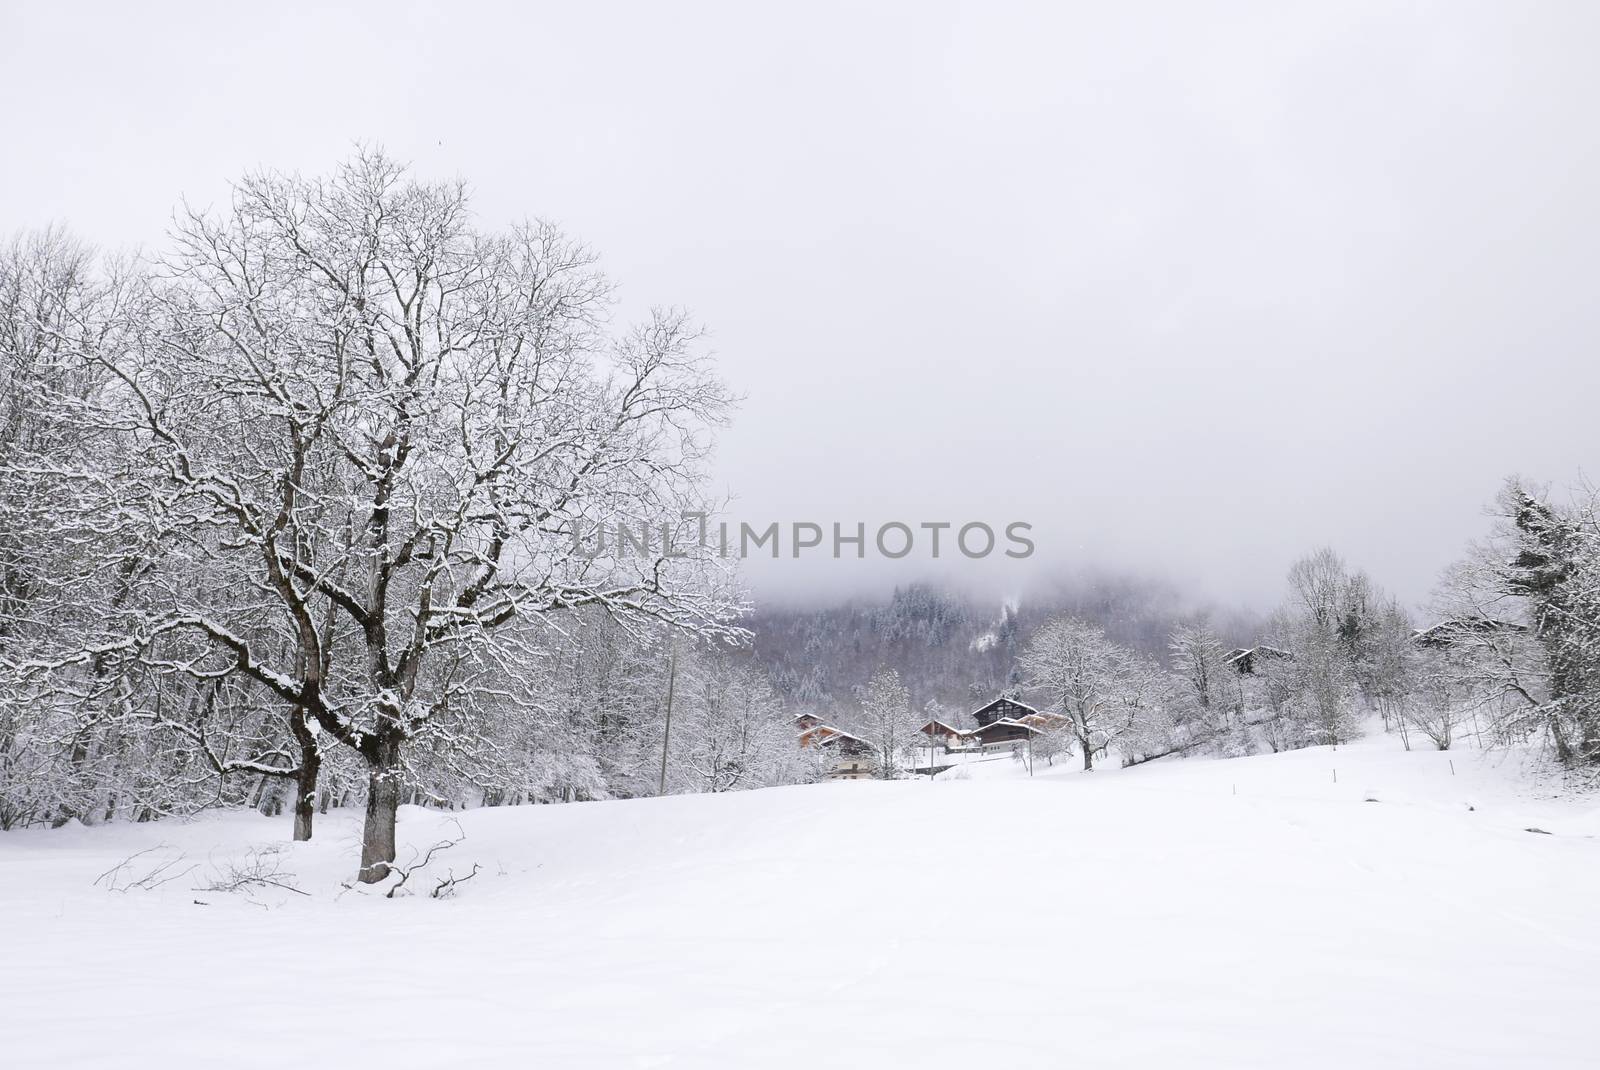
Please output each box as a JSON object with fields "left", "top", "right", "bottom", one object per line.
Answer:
{"left": 4, "top": 1, "right": 1597, "bottom": 612}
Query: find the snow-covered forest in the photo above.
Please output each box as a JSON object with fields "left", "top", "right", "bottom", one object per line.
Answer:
{"left": 0, "top": 157, "right": 761, "bottom": 878}
{"left": 4, "top": 157, "right": 1600, "bottom": 877}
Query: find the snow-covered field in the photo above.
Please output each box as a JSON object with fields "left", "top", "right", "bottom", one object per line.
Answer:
{"left": 4, "top": 736, "right": 1598, "bottom": 1068}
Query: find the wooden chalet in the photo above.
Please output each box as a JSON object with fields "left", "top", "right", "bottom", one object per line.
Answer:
{"left": 969, "top": 697, "right": 1042, "bottom": 728}
{"left": 1222, "top": 645, "right": 1292, "bottom": 675}
{"left": 918, "top": 719, "right": 966, "bottom": 748}
{"left": 953, "top": 698, "right": 1073, "bottom": 750}
{"left": 813, "top": 727, "right": 873, "bottom": 780}
{"left": 794, "top": 715, "right": 875, "bottom": 780}
{"left": 796, "top": 723, "right": 832, "bottom": 748}
{"left": 1412, "top": 617, "right": 1526, "bottom": 649}
{"left": 1018, "top": 710, "right": 1070, "bottom": 734}
{"left": 969, "top": 718, "right": 1036, "bottom": 747}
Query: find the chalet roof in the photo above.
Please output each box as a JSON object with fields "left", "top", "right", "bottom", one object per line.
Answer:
{"left": 972, "top": 717, "right": 1038, "bottom": 738}
{"left": 1412, "top": 617, "right": 1527, "bottom": 647}
{"left": 920, "top": 719, "right": 963, "bottom": 734}
{"left": 1224, "top": 644, "right": 1291, "bottom": 662}
{"left": 969, "top": 696, "right": 1042, "bottom": 719}
{"left": 811, "top": 725, "right": 867, "bottom": 746}
{"left": 969, "top": 697, "right": 1046, "bottom": 730}
{"left": 1223, "top": 645, "right": 1292, "bottom": 673}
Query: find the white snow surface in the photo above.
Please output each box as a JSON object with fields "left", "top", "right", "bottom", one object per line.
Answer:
{"left": 4, "top": 735, "right": 1598, "bottom": 1068}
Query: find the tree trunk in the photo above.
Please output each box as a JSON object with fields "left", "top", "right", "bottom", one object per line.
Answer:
{"left": 290, "top": 710, "right": 319, "bottom": 842}
{"left": 357, "top": 732, "right": 404, "bottom": 884}
{"left": 1550, "top": 714, "right": 1574, "bottom": 764}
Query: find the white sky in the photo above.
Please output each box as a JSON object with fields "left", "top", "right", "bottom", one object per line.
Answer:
{"left": 4, "top": 0, "right": 1597, "bottom": 610}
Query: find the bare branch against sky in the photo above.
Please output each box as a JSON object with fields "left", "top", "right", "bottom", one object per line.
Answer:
{"left": 3, "top": 0, "right": 1595, "bottom": 608}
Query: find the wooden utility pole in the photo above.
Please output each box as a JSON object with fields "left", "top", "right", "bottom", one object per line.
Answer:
{"left": 657, "top": 635, "right": 678, "bottom": 796}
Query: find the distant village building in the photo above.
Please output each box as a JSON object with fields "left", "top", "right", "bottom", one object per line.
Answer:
{"left": 918, "top": 719, "right": 966, "bottom": 748}
{"left": 813, "top": 729, "right": 874, "bottom": 780}
{"left": 1223, "top": 646, "right": 1292, "bottom": 675}
{"left": 926, "top": 698, "right": 1073, "bottom": 753}
{"left": 794, "top": 713, "right": 875, "bottom": 780}
{"left": 802, "top": 696, "right": 1074, "bottom": 778}
{"left": 969, "top": 697, "right": 1043, "bottom": 727}
{"left": 1411, "top": 617, "right": 1526, "bottom": 649}
{"left": 793, "top": 712, "right": 827, "bottom": 738}
{"left": 968, "top": 718, "right": 1036, "bottom": 747}
{"left": 1017, "top": 710, "right": 1071, "bottom": 734}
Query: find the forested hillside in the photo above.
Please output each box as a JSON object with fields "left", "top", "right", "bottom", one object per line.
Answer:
{"left": 747, "top": 576, "right": 1261, "bottom": 720}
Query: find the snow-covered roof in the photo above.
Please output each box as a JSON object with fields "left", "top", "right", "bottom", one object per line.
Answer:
{"left": 969, "top": 696, "right": 1041, "bottom": 718}
{"left": 1224, "top": 645, "right": 1292, "bottom": 671}
{"left": 973, "top": 717, "right": 1037, "bottom": 736}
{"left": 798, "top": 720, "right": 868, "bottom": 745}
{"left": 1411, "top": 617, "right": 1526, "bottom": 647}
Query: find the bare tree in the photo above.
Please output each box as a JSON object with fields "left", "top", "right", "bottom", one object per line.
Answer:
{"left": 0, "top": 227, "right": 147, "bottom": 826}
{"left": 1262, "top": 550, "right": 1381, "bottom": 747}
{"left": 855, "top": 668, "right": 919, "bottom": 779}
{"left": 671, "top": 652, "right": 787, "bottom": 793}
{"left": 1019, "top": 617, "right": 1161, "bottom": 770}
{"left": 1169, "top": 621, "right": 1233, "bottom": 734}
{"left": 22, "top": 151, "right": 743, "bottom": 880}
{"left": 1359, "top": 600, "right": 1416, "bottom": 735}
{"left": 1398, "top": 650, "right": 1475, "bottom": 751}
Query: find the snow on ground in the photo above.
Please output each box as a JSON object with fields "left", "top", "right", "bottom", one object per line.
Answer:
{"left": 4, "top": 734, "right": 1599, "bottom": 1068}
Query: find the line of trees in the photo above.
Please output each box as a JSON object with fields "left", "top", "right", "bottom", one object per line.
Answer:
{"left": 1011, "top": 480, "right": 1600, "bottom": 771}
